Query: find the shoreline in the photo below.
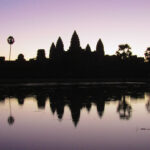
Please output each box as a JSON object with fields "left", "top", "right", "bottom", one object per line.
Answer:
{"left": 0, "top": 78, "right": 149, "bottom": 87}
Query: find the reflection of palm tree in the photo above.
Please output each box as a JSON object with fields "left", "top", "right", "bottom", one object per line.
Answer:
{"left": 117, "top": 95, "right": 132, "bottom": 120}
{"left": 8, "top": 116, "right": 15, "bottom": 125}
{"left": 8, "top": 98, "right": 15, "bottom": 125}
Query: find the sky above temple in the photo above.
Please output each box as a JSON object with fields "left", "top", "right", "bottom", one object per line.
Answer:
{"left": 0, "top": 0, "right": 150, "bottom": 60}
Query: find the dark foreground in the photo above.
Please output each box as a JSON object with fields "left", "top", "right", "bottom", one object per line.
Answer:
{"left": 0, "top": 59, "right": 150, "bottom": 84}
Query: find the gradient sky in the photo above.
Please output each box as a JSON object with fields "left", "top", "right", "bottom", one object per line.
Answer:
{"left": 0, "top": 0, "right": 150, "bottom": 60}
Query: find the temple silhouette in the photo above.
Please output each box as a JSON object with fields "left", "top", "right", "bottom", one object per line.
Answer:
{"left": 0, "top": 31, "right": 150, "bottom": 82}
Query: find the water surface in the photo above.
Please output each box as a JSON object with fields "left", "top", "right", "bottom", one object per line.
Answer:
{"left": 0, "top": 85, "right": 150, "bottom": 150}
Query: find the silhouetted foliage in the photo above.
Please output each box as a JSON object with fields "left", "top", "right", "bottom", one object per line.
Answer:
{"left": 145, "top": 47, "right": 150, "bottom": 62}
{"left": 116, "top": 44, "right": 132, "bottom": 60}
{"left": 7, "top": 36, "right": 15, "bottom": 45}
{"left": 16, "top": 54, "right": 26, "bottom": 62}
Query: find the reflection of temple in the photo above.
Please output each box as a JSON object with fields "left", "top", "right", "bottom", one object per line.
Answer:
{"left": 0, "top": 85, "right": 148, "bottom": 126}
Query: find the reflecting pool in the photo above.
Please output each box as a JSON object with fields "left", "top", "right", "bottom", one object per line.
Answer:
{"left": 0, "top": 84, "right": 150, "bottom": 150}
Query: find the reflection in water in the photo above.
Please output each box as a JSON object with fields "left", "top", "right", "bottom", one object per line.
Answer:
{"left": 117, "top": 95, "right": 132, "bottom": 120}
{"left": 0, "top": 85, "right": 149, "bottom": 127}
{"left": 146, "top": 101, "right": 150, "bottom": 113}
{"left": 146, "top": 93, "right": 150, "bottom": 113}
{"left": 0, "top": 85, "right": 150, "bottom": 150}
{"left": 8, "top": 98, "right": 15, "bottom": 126}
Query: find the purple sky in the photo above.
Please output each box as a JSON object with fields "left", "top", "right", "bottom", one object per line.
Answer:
{"left": 0, "top": 0, "right": 150, "bottom": 60}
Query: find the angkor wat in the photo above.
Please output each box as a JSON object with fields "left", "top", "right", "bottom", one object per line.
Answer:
{"left": 0, "top": 31, "right": 150, "bottom": 82}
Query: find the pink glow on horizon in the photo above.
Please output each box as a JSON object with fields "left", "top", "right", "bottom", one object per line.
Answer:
{"left": 0, "top": 0, "right": 150, "bottom": 60}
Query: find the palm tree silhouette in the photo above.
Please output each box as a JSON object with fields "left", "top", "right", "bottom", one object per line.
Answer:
{"left": 7, "top": 36, "right": 15, "bottom": 61}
